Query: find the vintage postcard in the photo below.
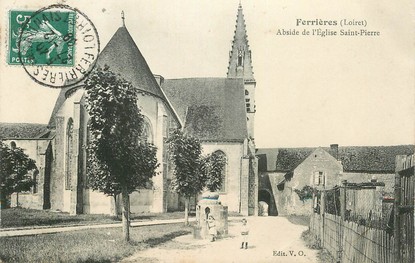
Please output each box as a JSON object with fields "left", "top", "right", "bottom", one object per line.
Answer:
{"left": 0, "top": 0, "right": 414, "bottom": 262}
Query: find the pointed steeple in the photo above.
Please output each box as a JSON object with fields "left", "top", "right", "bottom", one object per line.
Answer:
{"left": 227, "top": 3, "right": 254, "bottom": 81}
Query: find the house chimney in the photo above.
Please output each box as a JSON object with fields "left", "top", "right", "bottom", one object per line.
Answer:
{"left": 330, "top": 144, "right": 339, "bottom": 160}
{"left": 153, "top": 74, "right": 164, "bottom": 87}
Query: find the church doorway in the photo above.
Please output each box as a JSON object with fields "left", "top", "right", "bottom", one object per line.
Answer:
{"left": 258, "top": 189, "right": 278, "bottom": 216}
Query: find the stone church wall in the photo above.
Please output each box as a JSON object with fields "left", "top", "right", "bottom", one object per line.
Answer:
{"left": 51, "top": 89, "right": 84, "bottom": 213}
{"left": 50, "top": 116, "right": 65, "bottom": 212}
{"left": 43, "top": 88, "right": 182, "bottom": 215}
{"left": 130, "top": 189, "right": 154, "bottom": 213}
{"left": 201, "top": 142, "right": 245, "bottom": 213}
{"left": 86, "top": 190, "right": 114, "bottom": 214}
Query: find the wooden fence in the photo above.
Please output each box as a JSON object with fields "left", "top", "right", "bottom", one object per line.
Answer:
{"left": 394, "top": 154, "right": 414, "bottom": 263}
{"left": 310, "top": 212, "right": 395, "bottom": 263}
{"left": 309, "top": 154, "right": 414, "bottom": 263}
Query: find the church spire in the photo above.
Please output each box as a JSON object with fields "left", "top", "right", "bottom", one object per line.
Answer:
{"left": 227, "top": 2, "right": 254, "bottom": 81}
{"left": 121, "top": 11, "right": 125, "bottom": 27}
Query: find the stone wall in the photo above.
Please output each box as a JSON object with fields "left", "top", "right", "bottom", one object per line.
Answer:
{"left": 201, "top": 142, "right": 245, "bottom": 213}
{"left": 259, "top": 148, "right": 344, "bottom": 216}
{"left": 294, "top": 148, "right": 343, "bottom": 189}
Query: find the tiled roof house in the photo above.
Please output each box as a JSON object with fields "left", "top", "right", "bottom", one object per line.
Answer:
{"left": 256, "top": 145, "right": 414, "bottom": 216}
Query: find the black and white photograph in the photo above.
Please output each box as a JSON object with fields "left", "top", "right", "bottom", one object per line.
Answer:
{"left": 0, "top": 0, "right": 414, "bottom": 262}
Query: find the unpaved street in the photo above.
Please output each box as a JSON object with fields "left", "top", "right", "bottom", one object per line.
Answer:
{"left": 122, "top": 216, "right": 318, "bottom": 263}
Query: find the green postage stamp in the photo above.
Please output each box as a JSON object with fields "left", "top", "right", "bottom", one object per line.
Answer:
{"left": 8, "top": 9, "right": 76, "bottom": 66}
{"left": 6, "top": 4, "right": 100, "bottom": 88}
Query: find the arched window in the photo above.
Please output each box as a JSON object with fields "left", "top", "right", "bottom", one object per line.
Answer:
{"left": 212, "top": 150, "right": 227, "bottom": 193}
{"left": 65, "top": 118, "right": 74, "bottom": 190}
{"left": 139, "top": 117, "right": 153, "bottom": 144}
{"left": 237, "top": 49, "right": 244, "bottom": 66}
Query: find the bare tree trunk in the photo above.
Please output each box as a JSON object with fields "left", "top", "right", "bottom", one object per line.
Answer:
{"left": 122, "top": 188, "right": 130, "bottom": 241}
{"left": 184, "top": 197, "right": 189, "bottom": 226}
{"left": 111, "top": 195, "right": 118, "bottom": 218}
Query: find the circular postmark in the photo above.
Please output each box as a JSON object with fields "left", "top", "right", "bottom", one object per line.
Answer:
{"left": 17, "top": 4, "right": 100, "bottom": 88}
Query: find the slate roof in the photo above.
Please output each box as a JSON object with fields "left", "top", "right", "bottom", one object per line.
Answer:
{"left": 162, "top": 78, "right": 248, "bottom": 142}
{"left": 256, "top": 145, "right": 415, "bottom": 173}
{"left": 0, "top": 123, "right": 49, "bottom": 139}
{"left": 97, "top": 26, "right": 167, "bottom": 99}
{"left": 48, "top": 26, "right": 180, "bottom": 128}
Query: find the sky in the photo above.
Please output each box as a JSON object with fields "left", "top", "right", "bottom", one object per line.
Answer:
{"left": 0, "top": 0, "right": 414, "bottom": 148}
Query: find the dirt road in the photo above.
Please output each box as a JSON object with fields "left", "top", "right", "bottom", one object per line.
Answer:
{"left": 122, "top": 216, "right": 318, "bottom": 263}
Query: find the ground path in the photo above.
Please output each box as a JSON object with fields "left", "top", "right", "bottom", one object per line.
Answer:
{"left": 122, "top": 217, "right": 318, "bottom": 263}
{"left": 0, "top": 218, "right": 196, "bottom": 237}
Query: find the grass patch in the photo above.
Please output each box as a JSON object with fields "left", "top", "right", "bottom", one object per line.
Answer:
{"left": 301, "top": 229, "right": 321, "bottom": 249}
{"left": 317, "top": 249, "right": 336, "bottom": 263}
{"left": 285, "top": 215, "right": 310, "bottom": 226}
{"left": 0, "top": 207, "right": 190, "bottom": 228}
{"left": 301, "top": 229, "right": 336, "bottom": 263}
{"left": 0, "top": 223, "right": 191, "bottom": 262}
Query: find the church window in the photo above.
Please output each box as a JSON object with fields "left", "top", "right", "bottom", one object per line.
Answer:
{"left": 245, "top": 90, "right": 249, "bottom": 95}
{"left": 238, "top": 56, "right": 243, "bottom": 66}
{"left": 245, "top": 98, "right": 250, "bottom": 102}
{"left": 237, "top": 49, "right": 244, "bottom": 66}
{"left": 139, "top": 117, "right": 153, "bottom": 144}
{"left": 65, "top": 118, "right": 74, "bottom": 190}
{"left": 213, "top": 150, "right": 227, "bottom": 193}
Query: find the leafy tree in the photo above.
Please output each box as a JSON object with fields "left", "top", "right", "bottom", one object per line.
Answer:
{"left": 84, "top": 66, "right": 159, "bottom": 241}
{"left": 0, "top": 141, "right": 36, "bottom": 209}
{"left": 201, "top": 151, "right": 227, "bottom": 192}
{"left": 167, "top": 129, "right": 205, "bottom": 225}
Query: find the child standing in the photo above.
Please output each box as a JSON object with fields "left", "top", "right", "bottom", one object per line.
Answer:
{"left": 207, "top": 215, "right": 217, "bottom": 242}
{"left": 240, "top": 218, "right": 249, "bottom": 249}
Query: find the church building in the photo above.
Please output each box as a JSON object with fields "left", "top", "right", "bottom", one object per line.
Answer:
{"left": 1, "top": 3, "right": 258, "bottom": 216}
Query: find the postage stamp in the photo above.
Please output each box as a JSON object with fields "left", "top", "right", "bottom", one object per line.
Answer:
{"left": 8, "top": 9, "right": 76, "bottom": 66}
{"left": 8, "top": 4, "right": 100, "bottom": 88}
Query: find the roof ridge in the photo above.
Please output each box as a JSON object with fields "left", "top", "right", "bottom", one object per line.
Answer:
{"left": 257, "top": 145, "right": 415, "bottom": 150}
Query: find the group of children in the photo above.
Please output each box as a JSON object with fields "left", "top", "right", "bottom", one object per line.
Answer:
{"left": 206, "top": 215, "right": 250, "bottom": 249}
